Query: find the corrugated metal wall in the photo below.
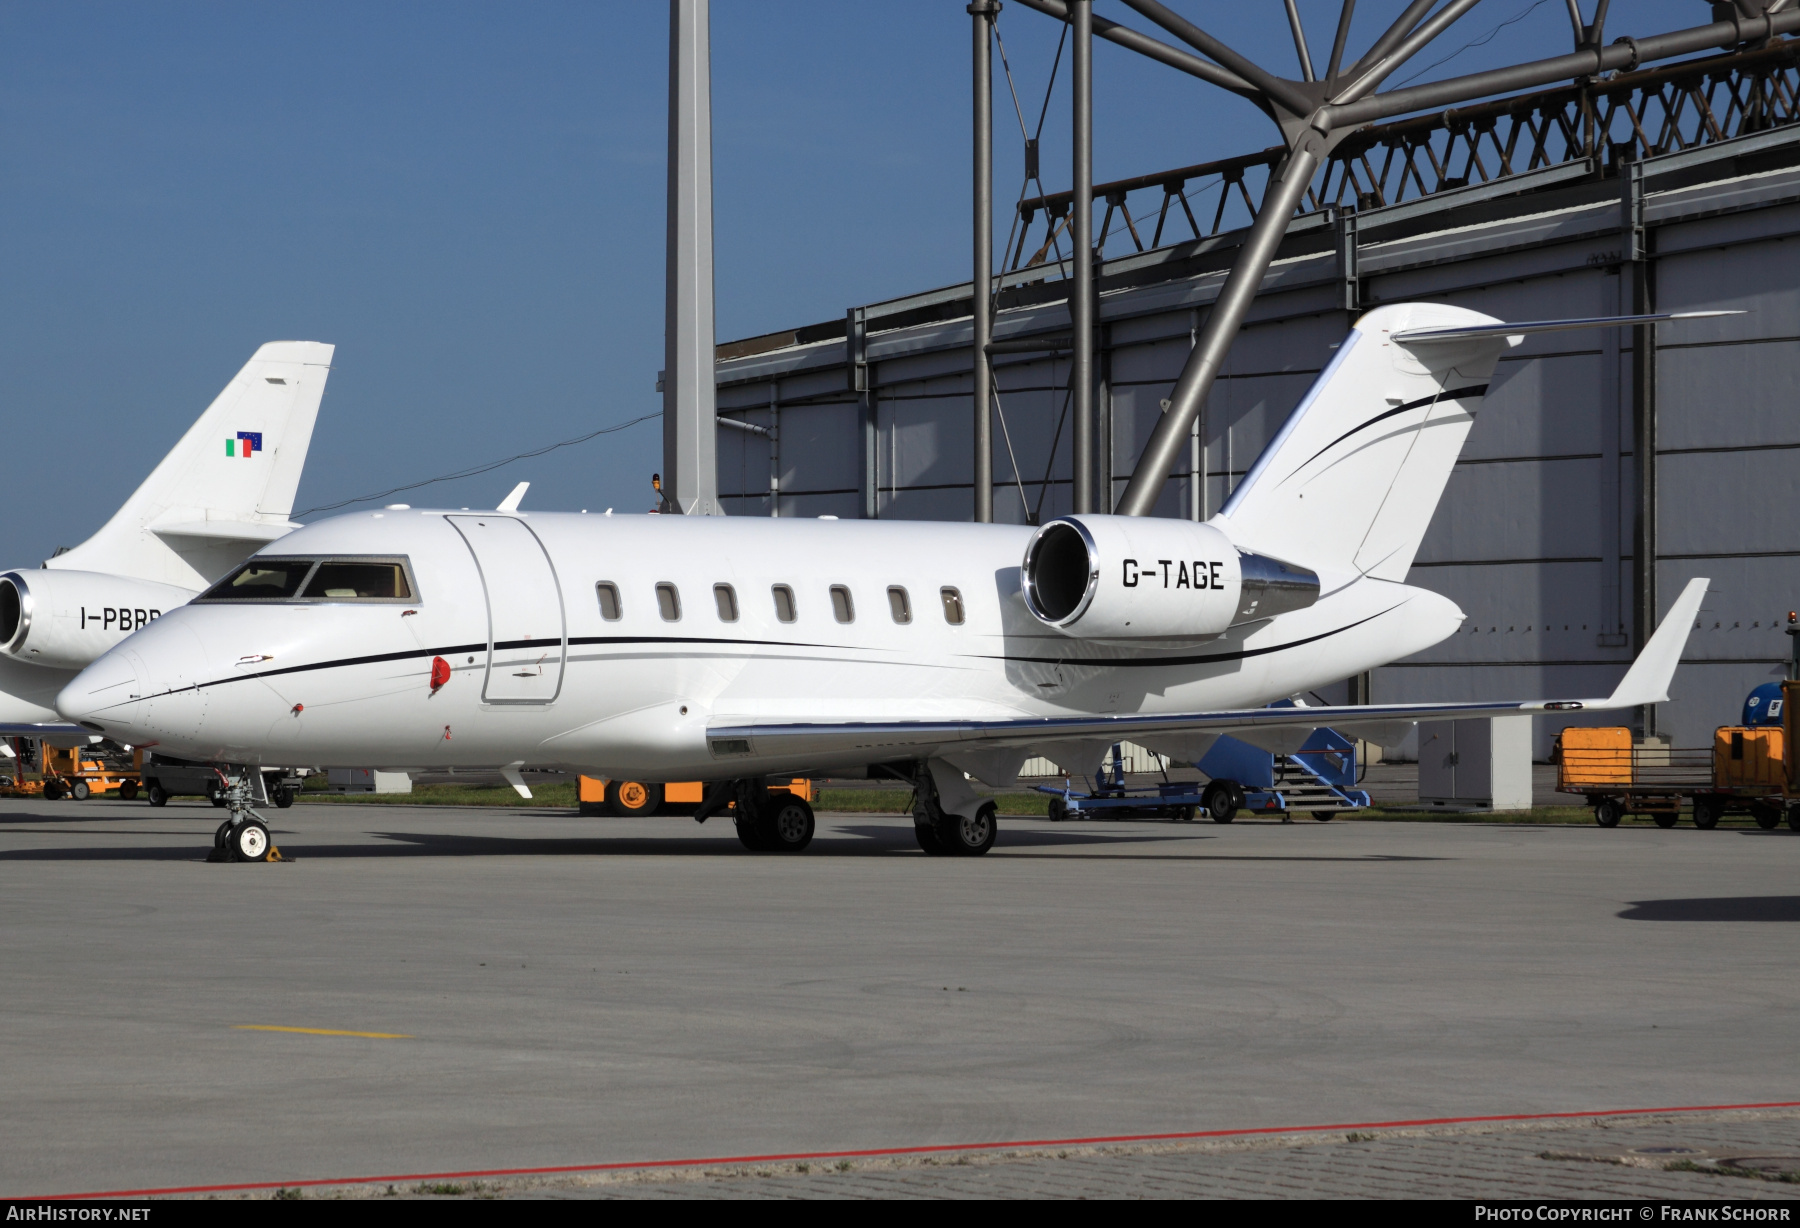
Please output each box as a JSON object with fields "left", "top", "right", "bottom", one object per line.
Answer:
{"left": 716, "top": 148, "right": 1800, "bottom": 759}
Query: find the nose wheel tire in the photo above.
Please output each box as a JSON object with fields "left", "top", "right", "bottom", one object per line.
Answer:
{"left": 214, "top": 820, "right": 233, "bottom": 849}
{"left": 229, "top": 820, "right": 270, "bottom": 862}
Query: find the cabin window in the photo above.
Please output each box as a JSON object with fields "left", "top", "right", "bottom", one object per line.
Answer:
{"left": 772, "top": 585, "right": 796, "bottom": 623}
{"left": 714, "top": 583, "right": 738, "bottom": 622}
{"left": 830, "top": 585, "right": 854, "bottom": 624}
{"left": 656, "top": 582, "right": 681, "bottom": 622}
{"left": 595, "top": 582, "right": 622, "bottom": 621}
{"left": 941, "top": 587, "right": 965, "bottom": 625}
{"left": 888, "top": 586, "right": 911, "bottom": 624}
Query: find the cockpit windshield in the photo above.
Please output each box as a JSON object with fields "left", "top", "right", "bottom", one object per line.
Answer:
{"left": 196, "top": 557, "right": 416, "bottom": 604}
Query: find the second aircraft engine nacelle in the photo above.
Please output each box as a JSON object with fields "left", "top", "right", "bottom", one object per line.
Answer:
{"left": 0, "top": 569, "right": 196, "bottom": 671}
{"left": 1020, "top": 515, "right": 1319, "bottom": 645}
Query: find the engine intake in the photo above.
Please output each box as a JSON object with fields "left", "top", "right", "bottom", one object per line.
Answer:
{"left": 1021, "top": 515, "right": 1317, "bottom": 645}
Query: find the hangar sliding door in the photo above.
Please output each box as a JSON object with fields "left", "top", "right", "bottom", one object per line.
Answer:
{"left": 447, "top": 516, "right": 566, "bottom": 704}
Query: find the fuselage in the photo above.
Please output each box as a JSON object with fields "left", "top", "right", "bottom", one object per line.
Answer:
{"left": 57, "top": 509, "right": 1464, "bottom": 778}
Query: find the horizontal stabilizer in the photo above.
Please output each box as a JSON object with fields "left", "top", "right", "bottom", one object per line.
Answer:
{"left": 149, "top": 519, "right": 300, "bottom": 544}
{"left": 1604, "top": 577, "right": 1709, "bottom": 709}
{"left": 1391, "top": 310, "right": 1742, "bottom": 347}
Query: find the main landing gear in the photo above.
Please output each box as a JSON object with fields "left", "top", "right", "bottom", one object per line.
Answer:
{"left": 909, "top": 761, "right": 997, "bottom": 857}
{"left": 693, "top": 779, "right": 816, "bottom": 853}
{"left": 206, "top": 772, "right": 281, "bottom": 863}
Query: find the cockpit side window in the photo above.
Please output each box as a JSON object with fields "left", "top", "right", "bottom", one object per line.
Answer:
{"left": 194, "top": 556, "right": 417, "bottom": 604}
{"left": 301, "top": 561, "right": 413, "bottom": 600}
{"left": 196, "top": 559, "right": 317, "bottom": 602}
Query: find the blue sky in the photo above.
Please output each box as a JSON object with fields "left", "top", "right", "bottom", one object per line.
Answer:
{"left": 0, "top": 1, "right": 1701, "bottom": 562}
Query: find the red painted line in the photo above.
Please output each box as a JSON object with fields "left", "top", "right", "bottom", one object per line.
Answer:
{"left": 37, "top": 1099, "right": 1800, "bottom": 1200}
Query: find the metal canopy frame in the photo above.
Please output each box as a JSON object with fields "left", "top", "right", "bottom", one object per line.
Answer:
{"left": 974, "top": 0, "right": 1800, "bottom": 518}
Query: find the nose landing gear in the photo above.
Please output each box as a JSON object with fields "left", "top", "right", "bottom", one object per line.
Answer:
{"left": 205, "top": 772, "right": 284, "bottom": 863}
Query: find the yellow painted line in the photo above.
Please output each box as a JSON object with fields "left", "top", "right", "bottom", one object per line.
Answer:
{"left": 234, "top": 1025, "right": 413, "bottom": 1039}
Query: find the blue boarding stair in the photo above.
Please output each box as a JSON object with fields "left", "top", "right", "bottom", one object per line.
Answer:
{"left": 1195, "top": 726, "right": 1372, "bottom": 822}
{"left": 1037, "top": 714, "right": 1372, "bottom": 823}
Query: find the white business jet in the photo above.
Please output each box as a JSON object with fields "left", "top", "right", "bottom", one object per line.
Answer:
{"left": 58, "top": 305, "right": 1712, "bottom": 861}
{"left": 0, "top": 342, "right": 334, "bottom": 735}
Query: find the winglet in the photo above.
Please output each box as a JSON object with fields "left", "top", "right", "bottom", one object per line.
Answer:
{"left": 497, "top": 482, "right": 529, "bottom": 513}
{"left": 1603, "top": 577, "right": 1709, "bottom": 708}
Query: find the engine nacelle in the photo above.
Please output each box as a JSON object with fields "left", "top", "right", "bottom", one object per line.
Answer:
{"left": 1020, "top": 515, "right": 1319, "bottom": 645}
{"left": 0, "top": 570, "right": 196, "bottom": 671}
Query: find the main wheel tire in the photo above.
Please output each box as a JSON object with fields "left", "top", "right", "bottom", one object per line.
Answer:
{"left": 1652, "top": 811, "right": 1679, "bottom": 829}
{"left": 1047, "top": 797, "right": 1067, "bottom": 822}
{"left": 937, "top": 801, "right": 997, "bottom": 856}
{"left": 146, "top": 783, "right": 168, "bottom": 807}
{"left": 734, "top": 812, "right": 771, "bottom": 851}
{"left": 70, "top": 780, "right": 91, "bottom": 801}
{"left": 765, "top": 797, "right": 815, "bottom": 853}
{"left": 273, "top": 786, "right": 295, "bottom": 810}
{"left": 229, "top": 820, "right": 270, "bottom": 862}
{"left": 42, "top": 780, "right": 64, "bottom": 801}
{"left": 1753, "top": 803, "right": 1782, "bottom": 830}
{"left": 118, "top": 780, "right": 138, "bottom": 801}
{"left": 914, "top": 817, "right": 950, "bottom": 855}
{"left": 609, "top": 780, "right": 664, "bottom": 817}
{"left": 1594, "top": 798, "right": 1623, "bottom": 828}
{"left": 1692, "top": 798, "right": 1721, "bottom": 830}
{"left": 1203, "top": 781, "right": 1238, "bottom": 824}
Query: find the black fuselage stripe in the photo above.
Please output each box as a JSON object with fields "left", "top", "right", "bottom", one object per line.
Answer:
{"left": 1296, "top": 385, "right": 1488, "bottom": 473}
{"left": 126, "top": 607, "right": 1401, "bottom": 708}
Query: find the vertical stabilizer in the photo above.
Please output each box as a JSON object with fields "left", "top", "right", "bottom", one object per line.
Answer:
{"left": 47, "top": 341, "right": 335, "bottom": 588}
{"left": 1213, "top": 304, "right": 1509, "bottom": 580}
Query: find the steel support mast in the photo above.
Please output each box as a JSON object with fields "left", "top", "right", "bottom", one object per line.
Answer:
{"left": 662, "top": 0, "right": 722, "bottom": 516}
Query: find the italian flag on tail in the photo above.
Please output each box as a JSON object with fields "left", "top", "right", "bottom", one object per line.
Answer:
{"left": 226, "top": 431, "right": 264, "bottom": 458}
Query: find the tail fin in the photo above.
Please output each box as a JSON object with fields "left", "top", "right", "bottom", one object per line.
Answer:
{"left": 1212, "top": 303, "right": 1506, "bottom": 580}
{"left": 47, "top": 341, "right": 334, "bottom": 588}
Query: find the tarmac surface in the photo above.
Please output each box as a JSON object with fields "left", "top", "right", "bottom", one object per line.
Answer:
{"left": 2, "top": 796, "right": 1797, "bottom": 1199}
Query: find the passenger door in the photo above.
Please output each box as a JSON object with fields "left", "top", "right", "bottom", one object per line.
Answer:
{"left": 447, "top": 516, "right": 566, "bottom": 704}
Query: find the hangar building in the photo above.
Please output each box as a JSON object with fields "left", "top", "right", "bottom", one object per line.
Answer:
{"left": 709, "top": 43, "right": 1800, "bottom": 758}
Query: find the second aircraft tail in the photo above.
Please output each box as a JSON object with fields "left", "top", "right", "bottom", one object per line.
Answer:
{"left": 47, "top": 341, "right": 335, "bottom": 589}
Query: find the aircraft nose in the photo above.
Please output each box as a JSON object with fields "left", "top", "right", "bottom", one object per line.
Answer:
{"left": 56, "top": 648, "right": 144, "bottom": 735}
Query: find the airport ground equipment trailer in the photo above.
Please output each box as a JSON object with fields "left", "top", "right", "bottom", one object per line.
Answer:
{"left": 578, "top": 775, "right": 812, "bottom": 818}
{"left": 1040, "top": 731, "right": 1371, "bottom": 824}
{"left": 1556, "top": 709, "right": 1800, "bottom": 831}
{"left": 26, "top": 741, "right": 142, "bottom": 801}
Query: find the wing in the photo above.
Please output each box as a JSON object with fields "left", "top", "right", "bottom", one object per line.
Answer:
{"left": 706, "top": 578, "right": 1708, "bottom": 774}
